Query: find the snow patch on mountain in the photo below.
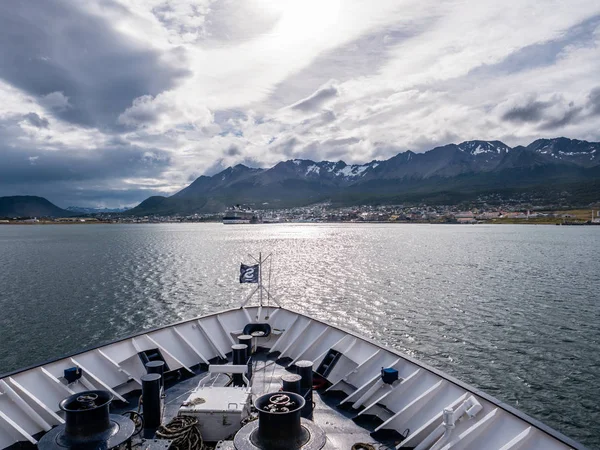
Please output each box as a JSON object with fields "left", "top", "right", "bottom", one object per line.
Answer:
{"left": 334, "top": 162, "right": 375, "bottom": 177}
{"left": 353, "top": 165, "right": 368, "bottom": 176}
{"left": 306, "top": 164, "right": 320, "bottom": 175}
{"left": 323, "top": 162, "right": 337, "bottom": 172}
{"left": 336, "top": 166, "right": 355, "bottom": 177}
{"left": 458, "top": 141, "right": 510, "bottom": 155}
{"left": 473, "top": 145, "right": 486, "bottom": 155}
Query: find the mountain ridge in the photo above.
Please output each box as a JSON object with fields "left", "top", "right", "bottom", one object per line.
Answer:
{"left": 0, "top": 196, "right": 74, "bottom": 218}
{"left": 124, "top": 137, "right": 600, "bottom": 215}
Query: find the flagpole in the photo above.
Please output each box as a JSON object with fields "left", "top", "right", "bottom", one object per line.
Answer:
{"left": 259, "top": 251, "right": 263, "bottom": 307}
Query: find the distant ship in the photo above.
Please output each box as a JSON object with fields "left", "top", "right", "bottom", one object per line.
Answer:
{"left": 223, "top": 208, "right": 281, "bottom": 224}
{"left": 223, "top": 214, "right": 252, "bottom": 224}
{"left": 223, "top": 208, "right": 254, "bottom": 224}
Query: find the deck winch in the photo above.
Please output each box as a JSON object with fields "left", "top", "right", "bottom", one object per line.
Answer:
{"left": 37, "top": 390, "right": 135, "bottom": 450}
{"left": 233, "top": 392, "right": 325, "bottom": 450}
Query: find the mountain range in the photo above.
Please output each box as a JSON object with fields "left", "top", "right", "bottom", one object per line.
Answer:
{"left": 0, "top": 196, "right": 73, "bottom": 218}
{"left": 127, "top": 137, "right": 600, "bottom": 215}
{"left": 2, "top": 138, "right": 599, "bottom": 218}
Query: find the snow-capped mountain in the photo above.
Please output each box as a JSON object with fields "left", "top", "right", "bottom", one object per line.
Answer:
{"left": 457, "top": 140, "right": 511, "bottom": 155}
{"left": 127, "top": 137, "right": 600, "bottom": 215}
{"left": 527, "top": 138, "right": 600, "bottom": 165}
{"left": 283, "top": 159, "right": 381, "bottom": 180}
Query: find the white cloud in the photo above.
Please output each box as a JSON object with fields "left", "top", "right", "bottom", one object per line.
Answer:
{"left": 288, "top": 81, "right": 339, "bottom": 112}
{"left": 118, "top": 91, "right": 213, "bottom": 132}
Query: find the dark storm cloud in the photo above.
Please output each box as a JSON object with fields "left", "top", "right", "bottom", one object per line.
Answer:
{"left": 291, "top": 85, "right": 339, "bottom": 112}
{"left": 502, "top": 101, "right": 552, "bottom": 122}
{"left": 502, "top": 93, "right": 588, "bottom": 129}
{"left": 0, "top": 138, "right": 173, "bottom": 208}
{"left": 589, "top": 87, "right": 600, "bottom": 116}
{"left": 272, "top": 137, "right": 300, "bottom": 157}
{"left": 469, "top": 14, "right": 600, "bottom": 78}
{"left": 57, "top": 187, "right": 169, "bottom": 207}
{"left": 226, "top": 145, "right": 241, "bottom": 156}
{"left": 0, "top": 144, "right": 171, "bottom": 185}
{"left": 23, "top": 113, "right": 49, "bottom": 128}
{"left": 0, "top": 0, "right": 189, "bottom": 129}
{"left": 539, "top": 106, "right": 583, "bottom": 130}
{"left": 0, "top": 117, "right": 171, "bottom": 188}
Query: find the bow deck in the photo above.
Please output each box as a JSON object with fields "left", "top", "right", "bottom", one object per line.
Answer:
{"left": 0, "top": 307, "right": 586, "bottom": 450}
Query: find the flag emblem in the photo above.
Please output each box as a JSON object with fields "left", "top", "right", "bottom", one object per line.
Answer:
{"left": 240, "top": 264, "right": 259, "bottom": 283}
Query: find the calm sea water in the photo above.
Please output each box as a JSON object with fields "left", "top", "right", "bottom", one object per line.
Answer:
{"left": 1, "top": 224, "right": 599, "bottom": 448}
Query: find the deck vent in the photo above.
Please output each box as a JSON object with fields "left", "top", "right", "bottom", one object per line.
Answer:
{"left": 381, "top": 367, "right": 399, "bottom": 384}
{"left": 63, "top": 367, "right": 82, "bottom": 384}
{"left": 233, "top": 392, "right": 326, "bottom": 450}
{"left": 37, "top": 390, "right": 135, "bottom": 450}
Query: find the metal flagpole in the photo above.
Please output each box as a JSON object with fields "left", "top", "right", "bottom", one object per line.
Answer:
{"left": 259, "top": 252, "right": 263, "bottom": 307}
{"left": 256, "top": 252, "right": 263, "bottom": 321}
{"left": 265, "top": 255, "right": 272, "bottom": 319}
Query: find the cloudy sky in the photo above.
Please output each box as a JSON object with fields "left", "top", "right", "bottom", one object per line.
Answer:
{"left": 1, "top": 0, "right": 600, "bottom": 207}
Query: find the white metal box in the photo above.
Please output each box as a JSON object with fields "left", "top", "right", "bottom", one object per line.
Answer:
{"left": 178, "top": 387, "right": 252, "bottom": 442}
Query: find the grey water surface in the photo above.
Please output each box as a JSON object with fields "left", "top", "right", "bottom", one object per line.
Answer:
{"left": 0, "top": 223, "right": 599, "bottom": 448}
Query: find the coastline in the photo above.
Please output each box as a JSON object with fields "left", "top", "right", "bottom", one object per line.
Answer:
{"left": 1, "top": 219, "right": 599, "bottom": 225}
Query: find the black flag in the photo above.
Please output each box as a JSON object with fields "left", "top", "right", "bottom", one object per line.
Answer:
{"left": 240, "top": 264, "right": 259, "bottom": 283}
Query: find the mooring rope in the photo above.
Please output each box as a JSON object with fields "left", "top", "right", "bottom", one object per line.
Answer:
{"left": 156, "top": 416, "right": 205, "bottom": 450}
{"left": 351, "top": 443, "right": 377, "bottom": 450}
